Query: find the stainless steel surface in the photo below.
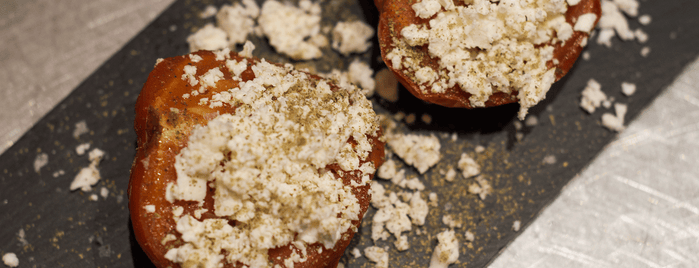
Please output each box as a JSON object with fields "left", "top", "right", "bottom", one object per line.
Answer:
{"left": 0, "top": 0, "right": 173, "bottom": 154}
{"left": 490, "top": 59, "right": 699, "bottom": 268}
{"left": 2, "top": 0, "right": 697, "bottom": 267}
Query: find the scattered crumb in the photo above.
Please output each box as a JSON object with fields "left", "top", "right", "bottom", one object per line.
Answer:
{"left": 33, "top": 153, "right": 48, "bottom": 173}
{"left": 442, "top": 215, "right": 462, "bottom": 228}
{"left": 2, "top": 253, "right": 19, "bottom": 267}
{"left": 364, "top": 246, "right": 389, "bottom": 268}
{"left": 69, "top": 148, "right": 105, "bottom": 192}
{"left": 429, "top": 230, "right": 459, "bottom": 268}
{"left": 474, "top": 145, "right": 485, "bottom": 153}
{"left": 450, "top": 133, "right": 458, "bottom": 142}
{"left": 524, "top": 115, "right": 538, "bottom": 127}
{"left": 89, "top": 194, "right": 99, "bottom": 201}
{"left": 582, "top": 51, "right": 590, "bottom": 60}
{"left": 580, "top": 79, "right": 607, "bottom": 113}
{"left": 76, "top": 143, "right": 90, "bottom": 155}
{"left": 638, "top": 14, "right": 652, "bottom": 25}
{"left": 464, "top": 231, "right": 475, "bottom": 242}
{"left": 621, "top": 82, "right": 637, "bottom": 96}
{"left": 100, "top": 187, "right": 109, "bottom": 199}
{"left": 542, "top": 155, "right": 557, "bottom": 165}
{"left": 640, "top": 46, "right": 651, "bottom": 57}
{"left": 457, "top": 153, "right": 479, "bottom": 179}
{"left": 602, "top": 103, "right": 628, "bottom": 132}
{"left": 444, "top": 168, "right": 456, "bottom": 182}
{"left": 386, "top": 133, "right": 441, "bottom": 174}
{"left": 199, "top": 5, "right": 218, "bottom": 18}
{"left": 351, "top": 248, "right": 362, "bottom": 258}
{"left": 52, "top": 170, "right": 65, "bottom": 178}
{"left": 513, "top": 220, "right": 521, "bottom": 231}
{"left": 428, "top": 192, "right": 438, "bottom": 207}
{"left": 145, "top": 205, "right": 156, "bottom": 213}
{"left": 73, "top": 120, "right": 89, "bottom": 139}
{"left": 331, "top": 20, "right": 374, "bottom": 55}
{"left": 468, "top": 175, "right": 492, "bottom": 200}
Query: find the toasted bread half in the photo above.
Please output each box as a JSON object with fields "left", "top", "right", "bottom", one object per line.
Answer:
{"left": 130, "top": 50, "right": 385, "bottom": 268}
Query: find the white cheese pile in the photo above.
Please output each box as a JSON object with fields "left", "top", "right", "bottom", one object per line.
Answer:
{"left": 389, "top": 0, "right": 596, "bottom": 119}
{"left": 216, "top": 0, "right": 259, "bottom": 46}
{"left": 258, "top": 0, "right": 325, "bottom": 60}
{"left": 164, "top": 55, "right": 380, "bottom": 268}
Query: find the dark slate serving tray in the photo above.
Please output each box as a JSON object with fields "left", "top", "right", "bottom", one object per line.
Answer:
{"left": 1, "top": 0, "right": 698, "bottom": 267}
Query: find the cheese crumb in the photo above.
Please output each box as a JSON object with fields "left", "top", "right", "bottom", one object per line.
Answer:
{"left": 33, "top": 153, "right": 48, "bottom": 173}
{"left": 364, "top": 246, "right": 389, "bottom": 268}
{"left": 216, "top": 0, "right": 259, "bottom": 46}
{"left": 2, "top": 253, "right": 19, "bottom": 267}
{"left": 429, "top": 230, "right": 459, "bottom": 268}
{"left": 513, "top": 220, "right": 522, "bottom": 231}
{"left": 76, "top": 143, "right": 90, "bottom": 155}
{"left": 258, "top": 0, "right": 324, "bottom": 60}
{"left": 70, "top": 148, "right": 105, "bottom": 192}
{"left": 602, "top": 103, "right": 628, "bottom": 132}
{"left": 145, "top": 205, "right": 155, "bottom": 213}
{"left": 351, "top": 248, "right": 362, "bottom": 258}
{"left": 457, "top": 153, "right": 479, "bottom": 179}
{"left": 580, "top": 79, "right": 607, "bottom": 113}
{"left": 100, "top": 187, "right": 109, "bottom": 199}
{"left": 332, "top": 21, "right": 374, "bottom": 55}
{"left": 574, "top": 13, "right": 598, "bottom": 33}
{"left": 387, "top": 133, "right": 441, "bottom": 174}
{"left": 187, "top": 24, "right": 228, "bottom": 52}
{"left": 621, "top": 82, "right": 636, "bottom": 96}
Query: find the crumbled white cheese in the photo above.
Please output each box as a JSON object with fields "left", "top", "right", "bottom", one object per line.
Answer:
{"left": 33, "top": 152, "right": 48, "bottom": 173}
{"left": 216, "top": 0, "right": 259, "bottom": 46}
{"left": 468, "top": 175, "right": 492, "bottom": 200}
{"left": 525, "top": 115, "right": 539, "bottom": 127}
{"left": 100, "top": 187, "right": 109, "bottom": 199}
{"left": 429, "top": 230, "right": 459, "bottom": 268}
{"left": 73, "top": 120, "right": 89, "bottom": 139}
{"left": 464, "top": 230, "right": 475, "bottom": 242}
{"left": 442, "top": 215, "right": 462, "bottom": 228}
{"left": 457, "top": 153, "right": 479, "bottom": 179}
{"left": 2, "top": 253, "right": 18, "bottom": 267}
{"left": 580, "top": 79, "right": 607, "bottom": 113}
{"left": 165, "top": 58, "right": 379, "bottom": 268}
{"left": 89, "top": 194, "right": 99, "bottom": 201}
{"left": 574, "top": 13, "right": 598, "bottom": 33}
{"left": 542, "top": 155, "right": 557, "bottom": 165}
{"left": 474, "top": 145, "right": 485, "bottom": 153}
{"left": 638, "top": 14, "right": 652, "bottom": 25}
{"left": 444, "top": 167, "right": 456, "bottom": 182}
{"left": 513, "top": 220, "right": 522, "bottom": 231}
{"left": 634, "top": 28, "right": 648, "bottom": 43}
{"left": 258, "top": 0, "right": 324, "bottom": 60}
{"left": 596, "top": 0, "right": 635, "bottom": 46}
{"left": 613, "top": 0, "right": 639, "bottom": 17}
{"left": 144, "top": 205, "right": 155, "bottom": 213}
{"left": 377, "top": 159, "right": 397, "bottom": 180}
{"left": 199, "top": 5, "right": 218, "bottom": 19}
{"left": 332, "top": 21, "right": 374, "bottom": 55}
{"left": 351, "top": 248, "right": 362, "bottom": 258}
{"left": 387, "top": 133, "right": 441, "bottom": 174}
{"left": 76, "top": 143, "right": 90, "bottom": 155}
{"left": 409, "top": 192, "right": 428, "bottom": 226}
{"left": 70, "top": 148, "right": 105, "bottom": 192}
{"left": 348, "top": 60, "right": 376, "bottom": 97}
{"left": 364, "top": 246, "right": 389, "bottom": 268}
{"left": 187, "top": 23, "right": 229, "bottom": 52}
{"left": 240, "top": 40, "right": 256, "bottom": 58}
{"left": 640, "top": 46, "right": 650, "bottom": 57}
{"left": 567, "top": 0, "right": 581, "bottom": 5}
{"left": 602, "top": 103, "right": 628, "bottom": 132}
{"left": 621, "top": 82, "right": 636, "bottom": 96}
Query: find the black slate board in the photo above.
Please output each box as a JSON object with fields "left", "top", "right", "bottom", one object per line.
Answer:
{"left": 1, "top": 0, "right": 698, "bottom": 267}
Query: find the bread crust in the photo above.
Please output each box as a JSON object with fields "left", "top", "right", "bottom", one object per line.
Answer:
{"left": 129, "top": 51, "right": 385, "bottom": 268}
{"left": 375, "top": 0, "right": 601, "bottom": 108}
